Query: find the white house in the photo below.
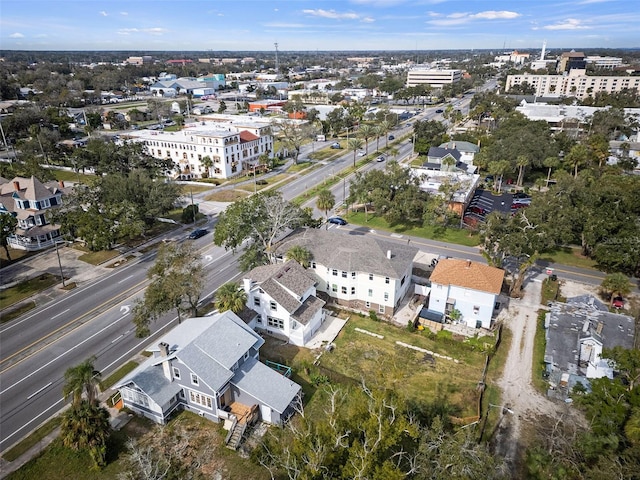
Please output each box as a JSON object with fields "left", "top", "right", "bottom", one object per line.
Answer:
{"left": 115, "top": 311, "right": 302, "bottom": 429}
{"left": 243, "top": 260, "right": 326, "bottom": 346}
{"left": 274, "top": 229, "right": 418, "bottom": 318}
{"left": 427, "top": 259, "right": 504, "bottom": 329}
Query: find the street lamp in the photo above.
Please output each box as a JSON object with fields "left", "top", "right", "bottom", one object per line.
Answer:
{"left": 54, "top": 240, "right": 68, "bottom": 287}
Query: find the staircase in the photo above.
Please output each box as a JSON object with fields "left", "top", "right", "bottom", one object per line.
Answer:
{"left": 226, "top": 420, "right": 246, "bottom": 450}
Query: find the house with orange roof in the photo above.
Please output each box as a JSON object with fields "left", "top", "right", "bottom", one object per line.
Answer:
{"left": 427, "top": 259, "right": 504, "bottom": 329}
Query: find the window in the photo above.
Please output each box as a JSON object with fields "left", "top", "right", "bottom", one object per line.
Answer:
{"left": 473, "top": 306, "right": 480, "bottom": 314}
{"left": 384, "top": 292, "right": 389, "bottom": 301}
{"left": 369, "top": 273, "right": 374, "bottom": 281}
{"left": 379, "top": 304, "right": 385, "bottom": 313}
{"left": 385, "top": 277, "right": 390, "bottom": 284}
{"left": 351, "top": 272, "right": 356, "bottom": 279}
{"left": 191, "top": 373, "right": 199, "bottom": 386}
{"left": 332, "top": 284, "right": 338, "bottom": 292}
{"left": 267, "top": 317, "right": 284, "bottom": 329}
{"left": 270, "top": 301, "right": 277, "bottom": 311}
{"left": 351, "top": 287, "right": 356, "bottom": 295}
{"left": 244, "top": 351, "right": 249, "bottom": 360}
{"left": 368, "top": 289, "right": 373, "bottom": 297}
{"left": 365, "top": 301, "right": 371, "bottom": 308}
{"left": 253, "top": 297, "right": 260, "bottom": 307}
{"left": 332, "top": 269, "right": 338, "bottom": 276}
{"left": 172, "top": 367, "right": 180, "bottom": 379}
{"left": 341, "top": 271, "right": 347, "bottom": 278}
{"left": 341, "top": 286, "right": 347, "bottom": 294}
{"left": 400, "top": 276, "right": 406, "bottom": 286}
{"left": 123, "top": 388, "right": 149, "bottom": 407}
{"left": 189, "top": 391, "right": 213, "bottom": 409}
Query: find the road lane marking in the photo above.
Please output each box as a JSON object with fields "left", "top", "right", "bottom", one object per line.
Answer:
{"left": 117, "top": 275, "right": 134, "bottom": 284}
{"left": 0, "top": 311, "right": 130, "bottom": 393}
{"left": 27, "top": 382, "right": 52, "bottom": 400}
{"left": 1, "top": 398, "right": 64, "bottom": 450}
{"left": 51, "top": 309, "right": 70, "bottom": 320}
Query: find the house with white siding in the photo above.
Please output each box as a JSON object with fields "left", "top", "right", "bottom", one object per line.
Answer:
{"left": 426, "top": 259, "right": 504, "bottom": 329}
{"left": 274, "top": 229, "right": 418, "bottom": 318}
{"left": 115, "top": 311, "right": 302, "bottom": 428}
{"left": 243, "top": 260, "right": 326, "bottom": 346}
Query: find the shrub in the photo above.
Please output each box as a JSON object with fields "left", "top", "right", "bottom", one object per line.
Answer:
{"left": 369, "top": 310, "right": 379, "bottom": 322}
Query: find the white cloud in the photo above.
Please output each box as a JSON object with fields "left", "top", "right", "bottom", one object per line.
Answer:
{"left": 542, "top": 18, "right": 590, "bottom": 30}
{"left": 362, "top": 17, "right": 375, "bottom": 23}
{"left": 9, "top": 32, "right": 24, "bottom": 38}
{"left": 117, "top": 27, "right": 168, "bottom": 36}
{"left": 303, "top": 9, "right": 360, "bottom": 20}
{"left": 428, "top": 10, "right": 520, "bottom": 26}
{"left": 263, "top": 23, "right": 307, "bottom": 28}
{"left": 120, "top": 12, "right": 128, "bottom": 16}
{"left": 99, "top": 11, "right": 108, "bottom": 17}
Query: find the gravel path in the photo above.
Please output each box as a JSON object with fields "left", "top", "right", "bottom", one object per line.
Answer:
{"left": 494, "top": 274, "right": 578, "bottom": 469}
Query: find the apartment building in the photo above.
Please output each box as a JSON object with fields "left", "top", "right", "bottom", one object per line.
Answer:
{"left": 505, "top": 69, "right": 640, "bottom": 100}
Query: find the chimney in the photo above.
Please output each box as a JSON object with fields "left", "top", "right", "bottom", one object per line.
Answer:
{"left": 158, "top": 342, "right": 173, "bottom": 381}
{"left": 387, "top": 250, "right": 392, "bottom": 259}
{"left": 58, "top": 180, "right": 65, "bottom": 189}
{"left": 13, "top": 181, "right": 20, "bottom": 191}
{"left": 243, "top": 278, "right": 252, "bottom": 294}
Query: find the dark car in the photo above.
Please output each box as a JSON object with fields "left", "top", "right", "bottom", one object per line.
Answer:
{"left": 328, "top": 217, "right": 347, "bottom": 226}
{"left": 512, "top": 192, "right": 531, "bottom": 200}
{"left": 435, "top": 109, "right": 444, "bottom": 113}
{"left": 376, "top": 155, "right": 385, "bottom": 162}
{"left": 388, "top": 135, "right": 395, "bottom": 140}
{"left": 187, "top": 228, "right": 208, "bottom": 239}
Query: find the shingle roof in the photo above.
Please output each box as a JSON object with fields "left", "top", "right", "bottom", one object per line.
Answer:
{"left": 114, "top": 356, "right": 182, "bottom": 405}
{"left": 439, "top": 141, "right": 480, "bottom": 153}
{"left": 427, "top": 147, "right": 462, "bottom": 162}
{"left": 292, "top": 295, "right": 325, "bottom": 325}
{"left": 232, "top": 356, "right": 301, "bottom": 414}
{"left": 274, "top": 228, "right": 418, "bottom": 279}
{"left": 430, "top": 259, "right": 504, "bottom": 294}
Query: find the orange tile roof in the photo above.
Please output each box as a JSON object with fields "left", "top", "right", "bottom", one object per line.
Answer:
{"left": 430, "top": 259, "right": 504, "bottom": 295}
{"left": 239, "top": 130, "right": 259, "bottom": 142}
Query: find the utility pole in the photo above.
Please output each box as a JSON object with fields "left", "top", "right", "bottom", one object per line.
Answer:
{"left": 54, "top": 241, "right": 66, "bottom": 287}
{"left": 274, "top": 42, "right": 279, "bottom": 80}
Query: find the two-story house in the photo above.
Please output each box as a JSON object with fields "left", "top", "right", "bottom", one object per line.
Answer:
{"left": 115, "top": 311, "right": 302, "bottom": 426}
{"left": 274, "top": 229, "right": 418, "bottom": 318}
{"left": 427, "top": 259, "right": 504, "bottom": 329}
{"left": 0, "top": 176, "right": 66, "bottom": 251}
{"left": 243, "top": 260, "right": 326, "bottom": 346}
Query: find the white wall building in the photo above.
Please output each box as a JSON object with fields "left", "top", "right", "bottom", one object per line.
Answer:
{"left": 407, "top": 69, "right": 463, "bottom": 88}
{"left": 126, "top": 121, "right": 273, "bottom": 180}
{"left": 505, "top": 69, "right": 640, "bottom": 100}
{"left": 427, "top": 259, "right": 504, "bottom": 329}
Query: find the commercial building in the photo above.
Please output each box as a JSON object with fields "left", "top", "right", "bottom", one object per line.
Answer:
{"left": 406, "top": 69, "right": 462, "bottom": 89}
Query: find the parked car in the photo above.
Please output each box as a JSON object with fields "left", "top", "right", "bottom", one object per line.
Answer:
{"left": 376, "top": 155, "right": 385, "bottom": 162}
{"left": 187, "top": 228, "right": 209, "bottom": 239}
{"left": 512, "top": 192, "right": 531, "bottom": 200}
{"left": 612, "top": 296, "right": 625, "bottom": 309}
{"left": 435, "top": 109, "right": 444, "bottom": 114}
{"left": 388, "top": 135, "right": 395, "bottom": 140}
{"left": 327, "top": 217, "right": 347, "bottom": 226}
{"left": 330, "top": 142, "right": 342, "bottom": 149}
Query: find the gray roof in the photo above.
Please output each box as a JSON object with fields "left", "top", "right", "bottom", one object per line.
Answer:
{"left": 439, "top": 141, "right": 480, "bottom": 153}
{"left": 232, "top": 356, "right": 301, "bottom": 414}
{"left": 544, "top": 295, "right": 635, "bottom": 378}
{"left": 292, "top": 295, "right": 325, "bottom": 325}
{"left": 114, "top": 356, "right": 182, "bottom": 405}
{"left": 427, "top": 147, "right": 462, "bottom": 162}
{"left": 275, "top": 228, "right": 418, "bottom": 279}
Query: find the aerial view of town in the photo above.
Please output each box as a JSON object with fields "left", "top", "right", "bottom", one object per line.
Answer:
{"left": 1, "top": 0, "right": 639, "bottom": 478}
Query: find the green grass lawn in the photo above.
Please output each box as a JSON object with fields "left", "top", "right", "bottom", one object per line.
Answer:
{"left": 540, "top": 246, "right": 598, "bottom": 270}
{"left": 102, "top": 361, "right": 139, "bottom": 390}
{"left": 50, "top": 169, "right": 95, "bottom": 184}
{"left": 77, "top": 248, "right": 120, "bottom": 266}
{"left": 204, "top": 189, "right": 249, "bottom": 202}
{"left": 531, "top": 310, "right": 549, "bottom": 395}
{"left": 0, "top": 273, "right": 59, "bottom": 311}
{"left": 345, "top": 211, "right": 481, "bottom": 247}
{"left": 540, "top": 277, "right": 566, "bottom": 305}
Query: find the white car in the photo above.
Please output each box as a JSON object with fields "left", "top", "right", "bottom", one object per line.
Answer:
{"left": 376, "top": 155, "right": 385, "bottom": 162}
{"left": 357, "top": 150, "right": 366, "bottom": 157}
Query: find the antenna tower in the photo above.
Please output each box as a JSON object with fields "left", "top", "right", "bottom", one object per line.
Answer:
{"left": 274, "top": 42, "right": 279, "bottom": 78}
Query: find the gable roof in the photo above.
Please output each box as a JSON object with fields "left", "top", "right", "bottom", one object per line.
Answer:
{"left": 232, "top": 356, "right": 301, "bottom": 414}
{"left": 439, "top": 141, "right": 480, "bottom": 153}
{"left": 427, "top": 147, "right": 462, "bottom": 162}
{"left": 430, "top": 259, "right": 504, "bottom": 295}
{"left": 239, "top": 130, "right": 259, "bottom": 142}
{"left": 274, "top": 228, "right": 418, "bottom": 279}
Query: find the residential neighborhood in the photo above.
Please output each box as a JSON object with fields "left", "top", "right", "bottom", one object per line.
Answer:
{"left": 1, "top": 6, "right": 640, "bottom": 477}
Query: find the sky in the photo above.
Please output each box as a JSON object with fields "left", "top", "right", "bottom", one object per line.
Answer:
{"left": 1, "top": 0, "right": 639, "bottom": 52}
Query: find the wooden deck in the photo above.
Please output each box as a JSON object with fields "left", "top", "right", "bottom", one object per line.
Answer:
{"left": 228, "top": 402, "right": 257, "bottom": 424}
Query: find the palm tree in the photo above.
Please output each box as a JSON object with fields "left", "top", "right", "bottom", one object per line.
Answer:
{"left": 316, "top": 189, "right": 336, "bottom": 228}
{"left": 380, "top": 120, "right": 392, "bottom": 149}
{"left": 215, "top": 282, "right": 247, "bottom": 314}
{"left": 358, "top": 124, "right": 374, "bottom": 155}
{"left": 515, "top": 155, "right": 530, "bottom": 187}
{"left": 373, "top": 124, "right": 385, "bottom": 152}
{"left": 389, "top": 147, "right": 399, "bottom": 162}
{"left": 348, "top": 138, "right": 364, "bottom": 168}
{"left": 286, "top": 245, "right": 312, "bottom": 268}
{"left": 565, "top": 144, "right": 589, "bottom": 178}
{"left": 60, "top": 400, "right": 111, "bottom": 470}
{"left": 600, "top": 272, "right": 631, "bottom": 306}
{"left": 625, "top": 408, "right": 640, "bottom": 446}
{"left": 63, "top": 357, "right": 102, "bottom": 406}
{"left": 201, "top": 156, "right": 213, "bottom": 178}
{"left": 441, "top": 155, "right": 455, "bottom": 172}
{"left": 543, "top": 156, "right": 560, "bottom": 188}
{"left": 487, "top": 160, "right": 511, "bottom": 193}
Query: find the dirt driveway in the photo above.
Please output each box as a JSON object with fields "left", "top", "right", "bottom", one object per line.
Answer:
{"left": 493, "top": 274, "right": 583, "bottom": 469}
